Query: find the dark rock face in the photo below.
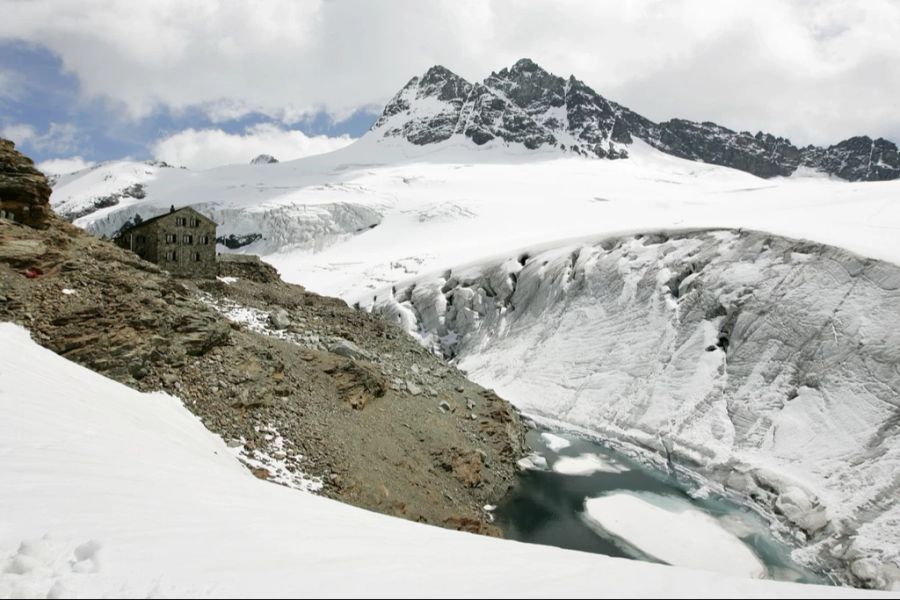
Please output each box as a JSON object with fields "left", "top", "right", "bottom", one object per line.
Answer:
{"left": 370, "top": 59, "right": 900, "bottom": 181}
{"left": 564, "top": 76, "right": 631, "bottom": 158}
{"left": 217, "top": 232, "right": 263, "bottom": 249}
{"left": 484, "top": 59, "right": 567, "bottom": 126}
{"left": 251, "top": 154, "right": 279, "bottom": 165}
{"left": 0, "top": 138, "right": 53, "bottom": 228}
{"left": 647, "top": 120, "right": 802, "bottom": 178}
{"left": 460, "top": 83, "right": 557, "bottom": 150}
{"left": 801, "top": 136, "right": 900, "bottom": 181}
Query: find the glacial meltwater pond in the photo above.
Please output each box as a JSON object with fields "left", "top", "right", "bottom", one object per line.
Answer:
{"left": 496, "top": 429, "right": 827, "bottom": 584}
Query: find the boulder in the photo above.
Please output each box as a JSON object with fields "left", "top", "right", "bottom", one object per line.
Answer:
{"left": 269, "top": 308, "right": 290, "bottom": 330}
{"left": 0, "top": 138, "right": 53, "bottom": 228}
{"left": 328, "top": 338, "right": 374, "bottom": 361}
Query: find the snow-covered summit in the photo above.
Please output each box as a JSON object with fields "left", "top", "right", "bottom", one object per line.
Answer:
{"left": 369, "top": 58, "right": 900, "bottom": 181}
{"left": 371, "top": 58, "right": 629, "bottom": 158}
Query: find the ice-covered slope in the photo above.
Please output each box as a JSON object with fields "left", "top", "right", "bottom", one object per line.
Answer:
{"left": 367, "top": 229, "right": 900, "bottom": 589}
{"left": 4, "top": 321, "right": 885, "bottom": 598}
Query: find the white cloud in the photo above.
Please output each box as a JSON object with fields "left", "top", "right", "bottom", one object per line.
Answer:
{"left": 36, "top": 156, "right": 96, "bottom": 175}
{"left": 1, "top": 122, "right": 80, "bottom": 153}
{"left": 1, "top": 123, "right": 37, "bottom": 146}
{"left": 151, "top": 123, "right": 353, "bottom": 170}
{"left": 1, "top": 0, "right": 899, "bottom": 144}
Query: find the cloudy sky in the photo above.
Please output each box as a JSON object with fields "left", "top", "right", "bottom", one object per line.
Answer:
{"left": 1, "top": 0, "right": 898, "bottom": 173}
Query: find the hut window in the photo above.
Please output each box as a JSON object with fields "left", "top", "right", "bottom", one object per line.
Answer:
{"left": 166, "top": 250, "right": 177, "bottom": 261}
{"left": 193, "top": 252, "right": 201, "bottom": 262}
{"left": 183, "top": 234, "right": 193, "bottom": 244}
{"left": 165, "top": 233, "right": 176, "bottom": 243}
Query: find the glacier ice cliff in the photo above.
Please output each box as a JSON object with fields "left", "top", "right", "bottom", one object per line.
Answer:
{"left": 371, "top": 229, "right": 900, "bottom": 589}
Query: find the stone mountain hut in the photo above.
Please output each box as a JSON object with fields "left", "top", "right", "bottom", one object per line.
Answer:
{"left": 115, "top": 206, "right": 217, "bottom": 278}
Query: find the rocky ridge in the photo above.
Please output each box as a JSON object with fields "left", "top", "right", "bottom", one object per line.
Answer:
{"left": 373, "top": 58, "right": 900, "bottom": 181}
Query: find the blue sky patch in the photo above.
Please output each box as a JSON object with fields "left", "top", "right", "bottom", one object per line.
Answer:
{"left": 0, "top": 41, "right": 376, "bottom": 164}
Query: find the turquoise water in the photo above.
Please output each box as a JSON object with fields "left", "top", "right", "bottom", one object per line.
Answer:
{"left": 495, "top": 428, "right": 828, "bottom": 585}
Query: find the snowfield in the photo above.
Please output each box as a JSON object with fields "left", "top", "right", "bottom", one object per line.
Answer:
{"left": 4, "top": 322, "right": 890, "bottom": 599}
{"left": 53, "top": 136, "right": 900, "bottom": 302}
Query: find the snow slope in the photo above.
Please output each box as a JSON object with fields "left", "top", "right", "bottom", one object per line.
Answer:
{"left": 4, "top": 322, "right": 889, "bottom": 598}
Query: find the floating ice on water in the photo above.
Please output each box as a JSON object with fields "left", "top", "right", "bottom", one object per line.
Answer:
{"left": 553, "top": 453, "right": 629, "bottom": 476}
{"left": 540, "top": 432, "right": 571, "bottom": 451}
{"left": 583, "top": 491, "right": 766, "bottom": 579}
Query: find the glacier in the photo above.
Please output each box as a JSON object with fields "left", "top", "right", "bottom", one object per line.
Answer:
{"left": 368, "top": 228, "right": 900, "bottom": 588}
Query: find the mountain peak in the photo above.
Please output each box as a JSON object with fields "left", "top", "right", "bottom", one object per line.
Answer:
{"left": 420, "top": 64, "right": 462, "bottom": 83}
{"left": 417, "top": 65, "right": 471, "bottom": 102}
{"left": 368, "top": 60, "right": 900, "bottom": 181}
{"left": 509, "top": 57, "right": 545, "bottom": 74}
{"left": 371, "top": 64, "right": 472, "bottom": 145}
{"left": 491, "top": 57, "right": 556, "bottom": 83}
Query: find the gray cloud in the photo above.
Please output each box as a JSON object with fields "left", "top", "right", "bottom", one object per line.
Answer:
{"left": 1, "top": 0, "right": 898, "bottom": 145}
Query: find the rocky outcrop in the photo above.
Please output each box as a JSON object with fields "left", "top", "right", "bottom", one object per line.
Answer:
{"left": 370, "top": 60, "right": 900, "bottom": 181}
{"left": 217, "top": 232, "right": 263, "bottom": 249}
{"left": 0, "top": 213, "right": 527, "bottom": 534}
{"left": 218, "top": 253, "right": 281, "bottom": 283}
{"left": 0, "top": 138, "right": 53, "bottom": 228}
{"left": 251, "top": 154, "right": 279, "bottom": 165}
{"left": 800, "top": 136, "right": 900, "bottom": 182}
{"left": 646, "top": 120, "right": 802, "bottom": 178}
